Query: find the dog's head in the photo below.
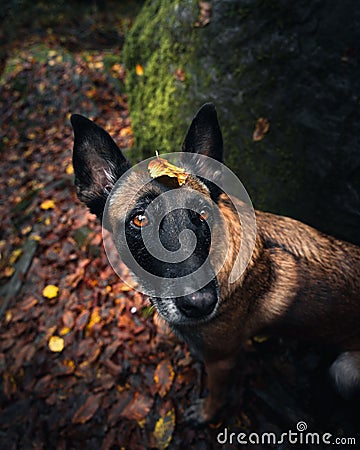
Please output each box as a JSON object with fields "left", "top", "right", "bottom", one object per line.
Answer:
{"left": 71, "top": 104, "right": 231, "bottom": 327}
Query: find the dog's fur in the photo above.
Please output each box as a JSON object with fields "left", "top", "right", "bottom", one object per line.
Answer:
{"left": 71, "top": 103, "right": 360, "bottom": 424}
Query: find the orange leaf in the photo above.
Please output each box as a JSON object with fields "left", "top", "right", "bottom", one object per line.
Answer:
{"left": 40, "top": 199, "right": 55, "bottom": 210}
{"left": 148, "top": 157, "right": 188, "bottom": 186}
{"left": 135, "top": 64, "right": 144, "bottom": 76}
{"left": 65, "top": 164, "right": 74, "bottom": 175}
{"left": 154, "top": 360, "right": 175, "bottom": 397}
{"left": 120, "top": 392, "right": 153, "bottom": 423}
{"left": 86, "top": 307, "right": 101, "bottom": 330}
{"left": 253, "top": 117, "right": 270, "bottom": 141}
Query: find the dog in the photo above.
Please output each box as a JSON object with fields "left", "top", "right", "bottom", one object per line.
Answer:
{"left": 71, "top": 103, "right": 360, "bottom": 425}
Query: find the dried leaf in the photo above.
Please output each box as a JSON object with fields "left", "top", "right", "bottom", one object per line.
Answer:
{"left": 40, "top": 199, "right": 55, "bottom": 210}
{"left": 42, "top": 284, "right": 59, "bottom": 299}
{"left": 48, "top": 336, "right": 65, "bottom": 353}
{"left": 135, "top": 64, "right": 144, "bottom": 76}
{"left": 72, "top": 393, "right": 102, "bottom": 424}
{"left": 174, "top": 68, "right": 186, "bottom": 82}
{"left": 194, "top": 1, "right": 211, "bottom": 27}
{"left": 9, "top": 248, "right": 23, "bottom": 264}
{"left": 120, "top": 392, "right": 153, "bottom": 423}
{"left": 20, "top": 297, "right": 38, "bottom": 311}
{"left": 148, "top": 157, "right": 188, "bottom": 186}
{"left": 75, "top": 310, "right": 90, "bottom": 330}
{"left": 86, "top": 307, "right": 101, "bottom": 330}
{"left": 62, "top": 310, "right": 75, "bottom": 328}
{"left": 59, "top": 327, "right": 71, "bottom": 336}
{"left": 154, "top": 360, "right": 175, "bottom": 397}
{"left": 253, "top": 117, "right": 270, "bottom": 141}
{"left": 3, "top": 266, "right": 15, "bottom": 277}
{"left": 108, "top": 391, "right": 133, "bottom": 426}
{"left": 65, "top": 164, "right": 74, "bottom": 175}
{"left": 153, "top": 409, "right": 176, "bottom": 450}
{"left": 253, "top": 334, "right": 269, "bottom": 343}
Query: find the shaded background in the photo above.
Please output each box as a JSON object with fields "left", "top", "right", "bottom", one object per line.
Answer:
{"left": 125, "top": 0, "right": 360, "bottom": 245}
{"left": 0, "top": 1, "right": 359, "bottom": 449}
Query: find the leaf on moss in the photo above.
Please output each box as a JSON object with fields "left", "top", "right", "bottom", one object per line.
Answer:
{"left": 253, "top": 117, "right": 270, "bottom": 141}
{"left": 154, "top": 360, "right": 175, "bottom": 398}
{"left": 153, "top": 408, "right": 176, "bottom": 449}
{"left": 135, "top": 64, "right": 144, "bottom": 76}
{"left": 148, "top": 157, "right": 188, "bottom": 186}
{"left": 194, "top": 1, "right": 212, "bottom": 27}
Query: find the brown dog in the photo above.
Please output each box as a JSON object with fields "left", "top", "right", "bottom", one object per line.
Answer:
{"left": 71, "top": 103, "right": 360, "bottom": 425}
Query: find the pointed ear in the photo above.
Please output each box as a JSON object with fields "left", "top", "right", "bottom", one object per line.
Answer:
{"left": 71, "top": 114, "right": 130, "bottom": 219}
{"left": 182, "top": 103, "right": 223, "bottom": 162}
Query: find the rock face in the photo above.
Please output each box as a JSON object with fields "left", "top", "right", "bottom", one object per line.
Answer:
{"left": 124, "top": 0, "right": 360, "bottom": 244}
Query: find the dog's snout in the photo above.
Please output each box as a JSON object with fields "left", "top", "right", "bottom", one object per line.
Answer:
{"left": 176, "top": 287, "right": 217, "bottom": 319}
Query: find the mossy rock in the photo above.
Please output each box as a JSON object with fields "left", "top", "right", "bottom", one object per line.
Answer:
{"left": 124, "top": 0, "right": 360, "bottom": 244}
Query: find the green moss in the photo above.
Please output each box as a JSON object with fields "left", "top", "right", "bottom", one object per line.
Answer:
{"left": 124, "top": 0, "right": 199, "bottom": 157}
{"left": 123, "top": 0, "right": 305, "bottom": 213}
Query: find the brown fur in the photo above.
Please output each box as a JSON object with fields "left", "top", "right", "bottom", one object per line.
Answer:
{"left": 71, "top": 105, "right": 360, "bottom": 425}
{"left": 184, "top": 193, "right": 360, "bottom": 422}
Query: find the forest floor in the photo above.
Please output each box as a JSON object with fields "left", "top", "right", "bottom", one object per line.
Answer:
{"left": 0, "top": 1, "right": 358, "bottom": 449}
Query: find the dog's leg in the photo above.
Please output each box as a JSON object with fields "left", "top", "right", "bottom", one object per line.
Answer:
{"left": 329, "top": 351, "right": 360, "bottom": 398}
{"left": 184, "top": 357, "right": 241, "bottom": 425}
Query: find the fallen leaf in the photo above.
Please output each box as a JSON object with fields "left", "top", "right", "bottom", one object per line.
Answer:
{"left": 154, "top": 360, "right": 175, "bottom": 397}
{"left": 65, "top": 164, "right": 74, "bottom": 175}
{"left": 62, "top": 310, "right": 75, "bottom": 328}
{"left": 194, "top": 1, "right": 211, "bottom": 27}
{"left": 72, "top": 393, "right": 103, "bottom": 424}
{"left": 148, "top": 157, "right": 188, "bottom": 186}
{"left": 3, "top": 266, "right": 15, "bottom": 277}
{"left": 86, "top": 307, "right": 101, "bottom": 331}
{"left": 174, "top": 68, "right": 186, "bottom": 82}
{"left": 48, "top": 336, "right": 65, "bottom": 353}
{"left": 9, "top": 248, "right": 23, "bottom": 264}
{"left": 253, "top": 117, "right": 270, "bottom": 141}
{"left": 153, "top": 408, "right": 176, "bottom": 449}
{"left": 59, "top": 327, "right": 71, "bottom": 336}
{"left": 20, "top": 297, "right": 38, "bottom": 311}
{"left": 253, "top": 335, "right": 269, "bottom": 343}
{"left": 75, "top": 310, "right": 90, "bottom": 330}
{"left": 120, "top": 392, "right": 153, "bottom": 423}
{"left": 40, "top": 199, "right": 55, "bottom": 210}
{"left": 42, "top": 284, "right": 59, "bottom": 299}
{"left": 135, "top": 64, "right": 144, "bottom": 76}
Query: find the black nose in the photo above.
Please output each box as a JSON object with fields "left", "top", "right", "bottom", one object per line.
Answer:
{"left": 176, "top": 287, "right": 217, "bottom": 319}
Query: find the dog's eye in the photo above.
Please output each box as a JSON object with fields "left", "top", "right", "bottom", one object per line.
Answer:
{"left": 199, "top": 208, "right": 210, "bottom": 222}
{"left": 132, "top": 213, "right": 149, "bottom": 228}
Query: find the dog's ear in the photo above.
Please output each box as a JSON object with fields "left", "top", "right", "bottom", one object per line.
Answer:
{"left": 71, "top": 115, "right": 130, "bottom": 219}
{"left": 182, "top": 103, "right": 223, "bottom": 163}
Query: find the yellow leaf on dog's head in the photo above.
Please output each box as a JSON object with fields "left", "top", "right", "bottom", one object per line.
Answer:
{"left": 148, "top": 157, "right": 188, "bottom": 186}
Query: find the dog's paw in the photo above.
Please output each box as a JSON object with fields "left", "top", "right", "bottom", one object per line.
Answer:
{"left": 183, "top": 399, "right": 213, "bottom": 426}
